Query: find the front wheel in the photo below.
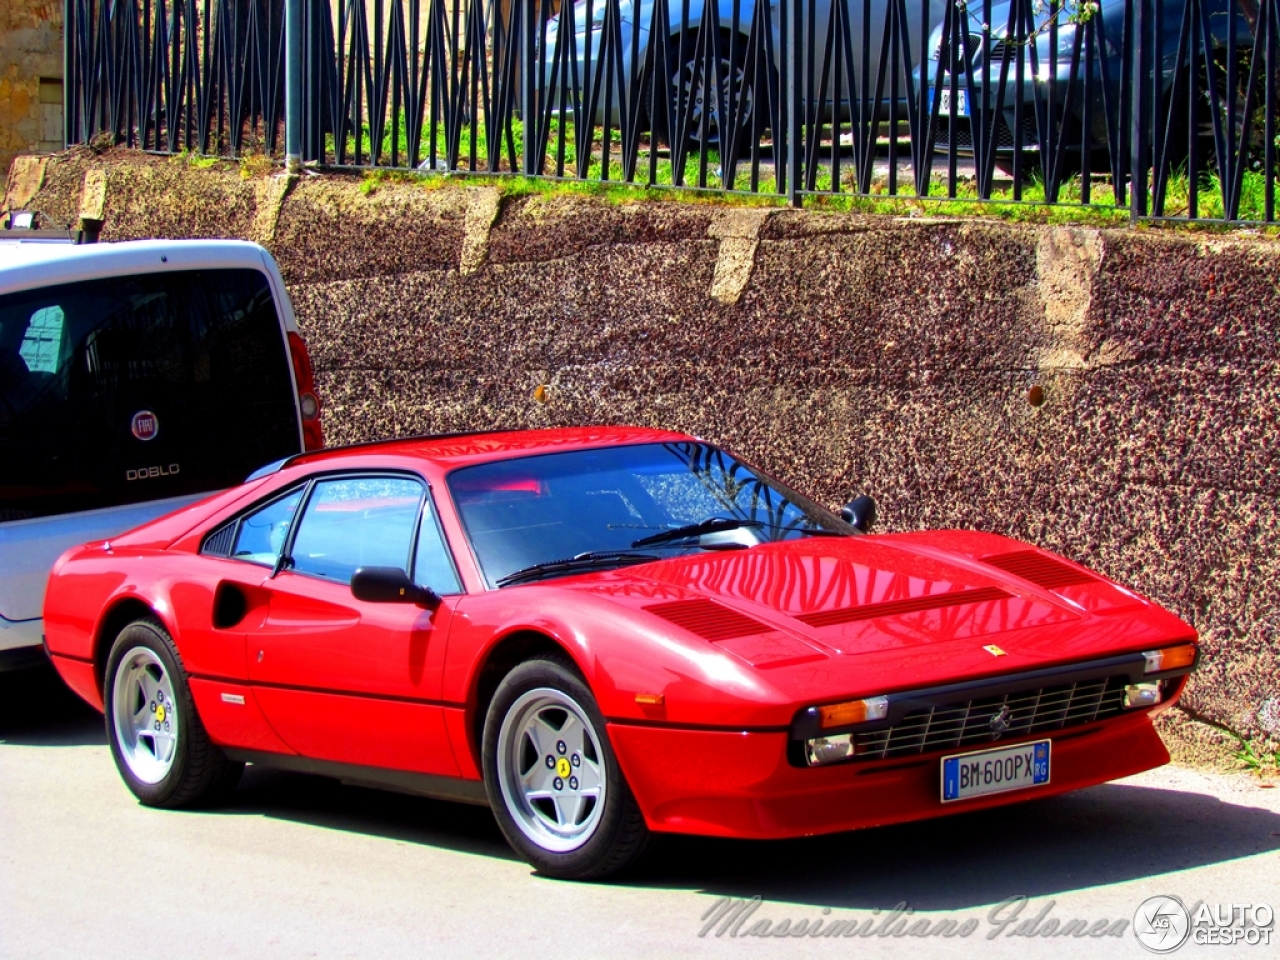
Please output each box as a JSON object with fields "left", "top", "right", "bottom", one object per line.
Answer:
{"left": 482, "top": 655, "right": 650, "bottom": 879}
{"left": 104, "top": 617, "right": 243, "bottom": 808}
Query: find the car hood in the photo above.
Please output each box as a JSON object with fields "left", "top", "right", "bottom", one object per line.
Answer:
{"left": 559, "top": 529, "right": 1190, "bottom": 699}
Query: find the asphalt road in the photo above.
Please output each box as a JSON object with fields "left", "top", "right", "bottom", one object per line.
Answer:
{"left": 1, "top": 664, "right": 1277, "bottom": 960}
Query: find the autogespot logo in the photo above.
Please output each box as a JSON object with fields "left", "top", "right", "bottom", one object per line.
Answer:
{"left": 1134, "top": 896, "right": 1191, "bottom": 954}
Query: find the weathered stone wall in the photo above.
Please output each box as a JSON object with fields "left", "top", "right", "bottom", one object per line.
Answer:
{"left": 0, "top": 2, "right": 62, "bottom": 192}
{"left": 12, "top": 148, "right": 1280, "bottom": 764}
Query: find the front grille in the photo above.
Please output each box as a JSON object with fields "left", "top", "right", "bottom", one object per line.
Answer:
{"left": 934, "top": 33, "right": 984, "bottom": 73}
{"left": 852, "top": 675, "right": 1128, "bottom": 760}
{"left": 932, "top": 112, "right": 1039, "bottom": 152}
{"left": 988, "top": 40, "right": 1023, "bottom": 64}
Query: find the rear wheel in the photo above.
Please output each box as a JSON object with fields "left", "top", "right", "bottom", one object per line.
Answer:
{"left": 482, "top": 654, "right": 650, "bottom": 879}
{"left": 653, "top": 30, "right": 761, "bottom": 164}
{"left": 104, "top": 617, "right": 242, "bottom": 807}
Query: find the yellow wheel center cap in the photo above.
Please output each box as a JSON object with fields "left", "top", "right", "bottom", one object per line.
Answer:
{"left": 155, "top": 705, "right": 167, "bottom": 723}
{"left": 556, "top": 757, "right": 571, "bottom": 779}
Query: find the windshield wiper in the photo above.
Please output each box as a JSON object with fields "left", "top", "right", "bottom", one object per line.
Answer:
{"left": 496, "top": 550, "right": 662, "bottom": 587}
{"left": 631, "top": 517, "right": 764, "bottom": 548}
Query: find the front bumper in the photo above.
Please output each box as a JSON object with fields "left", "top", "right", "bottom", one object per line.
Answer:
{"left": 608, "top": 708, "right": 1170, "bottom": 839}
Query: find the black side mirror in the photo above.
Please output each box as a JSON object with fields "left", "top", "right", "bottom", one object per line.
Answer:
{"left": 841, "top": 495, "right": 877, "bottom": 533}
{"left": 351, "top": 567, "right": 442, "bottom": 608}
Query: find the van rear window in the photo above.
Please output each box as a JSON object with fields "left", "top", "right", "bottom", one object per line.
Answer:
{"left": 0, "top": 268, "right": 299, "bottom": 522}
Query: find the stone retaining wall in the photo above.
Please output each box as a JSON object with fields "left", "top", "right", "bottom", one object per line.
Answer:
{"left": 9, "top": 147, "right": 1280, "bottom": 765}
{"left": 0, "top": 2, "right": 63, "bottom": 190}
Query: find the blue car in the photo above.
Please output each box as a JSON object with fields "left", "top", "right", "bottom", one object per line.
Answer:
{"left": 541, "top": 0, "right": 947, "bottom": 147}
{"left": 918, "top": 0, "right": 1259, "bottom": 170}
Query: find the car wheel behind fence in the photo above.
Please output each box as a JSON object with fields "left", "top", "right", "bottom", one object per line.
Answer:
{"left": 652, "top": 29, "right": 760, "bottom": 165}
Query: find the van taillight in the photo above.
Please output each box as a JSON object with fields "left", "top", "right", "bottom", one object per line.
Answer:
{"left": 287, "top": 331, "right": 324, "bottom": 450}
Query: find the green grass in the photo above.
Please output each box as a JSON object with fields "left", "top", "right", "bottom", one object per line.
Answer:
{"left": 238, "top": 152, "right": 277, "bottom": 180}
{"left": 1229, "top": 732, "right": 1280, "bottom": 778}
{"left": 1152, "top": 167, "right": 1278, "bottom": 223}
{"left": 318, "top": 112, "right": 1277, "bottom": 226}
{"left": 172, "top": 150, "right": 222, "bottom": 170}
{"left": 332, "top": 113, "right": 743, "bottom": 188}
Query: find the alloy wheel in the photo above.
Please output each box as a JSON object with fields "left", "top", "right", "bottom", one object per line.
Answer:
{"left": 110, "top": 645, "right": 180, "bottom": 785}
{"left": 495, "top": 687, "right": 607, "bottom": 853}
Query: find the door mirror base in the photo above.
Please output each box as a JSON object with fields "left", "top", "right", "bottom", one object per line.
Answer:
{"left": 841, "top": 495, "right": 877, "bottom": 534}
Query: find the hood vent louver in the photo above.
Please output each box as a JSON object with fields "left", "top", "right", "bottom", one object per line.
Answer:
{"left": 643, "top": 598, "right": 772, "bottom": 641}
{"left": 982, "top": 551, "right": 1095, "bottom": 589}
{"left": 794, "top": 586, "right": 1011, "bottom": 629}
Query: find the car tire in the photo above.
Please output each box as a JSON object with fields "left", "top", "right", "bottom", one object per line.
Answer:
{"left": 104, "top": 616, "right": 243, "bottom": 808}
{"left": 482, "top": 654, "right": 651, "bottom": 880}
{"left": 652, "top": 29, "right": 760, "bottom": 164}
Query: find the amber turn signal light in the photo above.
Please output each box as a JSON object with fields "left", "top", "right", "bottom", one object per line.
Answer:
{"left": 1142, "top": 643, "right": 1197, "bottom": 674}
{"left": 817, "top": 696, "right": 889, "bottom": 730}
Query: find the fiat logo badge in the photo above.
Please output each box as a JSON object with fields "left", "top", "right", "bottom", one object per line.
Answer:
{"left": 131, "top": 410, "right": 159, "bottom": 441}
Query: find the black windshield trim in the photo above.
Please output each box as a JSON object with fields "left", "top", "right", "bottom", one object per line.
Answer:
{"left": 496, "top": 551, "right": 663, "bottom": 587}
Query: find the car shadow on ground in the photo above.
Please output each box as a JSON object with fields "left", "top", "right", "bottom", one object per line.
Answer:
{"left": 215, "top": 757, "right": 1280, "bottom": 907}
{"left": 221, "top": 764, "right": 520, "bottom": 864}
{"left": 626, "top": 783, "right": 1280, "bottom": 909}
{"left": 5, "top": 664, "right": 1276, "bottom": 901}
{"left": 0, "top": 662, "right": 105, "bottom": 747}
{"left": 0, "top": 664, "right": 516, "bottom": 861}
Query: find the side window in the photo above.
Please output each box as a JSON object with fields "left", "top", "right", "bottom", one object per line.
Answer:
{"left": 413, "top": 495, "right": 462, "bottom": 595}
{"left": 230, "top": 488, "right": 305, "bottom": 566}
{"left": 290, "top": 477, "right": 423, "bottom": 585}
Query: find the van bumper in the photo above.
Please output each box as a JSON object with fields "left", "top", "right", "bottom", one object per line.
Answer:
{"left": 0, "top": 614, "right": 47, "bottom": 670}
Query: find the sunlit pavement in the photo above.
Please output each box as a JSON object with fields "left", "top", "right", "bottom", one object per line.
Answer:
{"left": 658, "top": 141, "right": 993, "bottom": 192}
{"left": 2, "top": 664, "right": 1276, "bottom": 960}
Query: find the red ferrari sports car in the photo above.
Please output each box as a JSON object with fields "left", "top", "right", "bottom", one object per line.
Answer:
{"left": 44, "top": 427, "right": 1198, "bottom": 879}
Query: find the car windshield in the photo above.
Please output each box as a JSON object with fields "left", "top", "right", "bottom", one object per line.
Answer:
{"left": 448, "top": 441, "right": 855, "bottom": 587}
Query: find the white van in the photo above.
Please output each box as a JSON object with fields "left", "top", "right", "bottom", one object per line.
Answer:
{"left": 0, "top": 228, "right": 323, "bottom": 670}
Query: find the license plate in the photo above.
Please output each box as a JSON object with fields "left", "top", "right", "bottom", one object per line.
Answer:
{"left": 941, "top": 740, "right": 1050, "bottom": 803}
{"left": 931, "top": 87, "right": 969, "bottom": 117}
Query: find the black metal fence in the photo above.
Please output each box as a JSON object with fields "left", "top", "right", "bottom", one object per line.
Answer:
{"left": 65, "top": 0, "right": 1279, "bottom": 222}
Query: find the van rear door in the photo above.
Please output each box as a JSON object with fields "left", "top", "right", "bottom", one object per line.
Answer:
{"left": 0, "top": 267, "right": 301, "bottom": 623}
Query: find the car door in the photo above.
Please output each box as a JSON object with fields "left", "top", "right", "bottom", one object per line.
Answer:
{"left": 246, "top": 473, "right": 464, "bottom": 776}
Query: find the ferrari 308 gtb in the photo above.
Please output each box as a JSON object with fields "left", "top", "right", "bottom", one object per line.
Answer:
{"left": 43, "top": 427, "right": 1198, "bottom": 879}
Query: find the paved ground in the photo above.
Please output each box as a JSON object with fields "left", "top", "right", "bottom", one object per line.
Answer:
{"left": 696, "top": 145, "right": 994, "bottom": 195}
{"left": 1, "top": 664, "right": 1277, "bottom": 960}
